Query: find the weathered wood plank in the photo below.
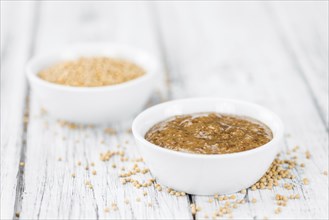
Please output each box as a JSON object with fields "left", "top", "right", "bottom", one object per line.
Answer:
{"left": 19, "top": 1, "right": 191, "bottom": 219}
{"left": 154, "top": 1, "right": 328, "bottom": 219}
{"left": 0, "top": 2, "right": 38, "bottom": 219}
{"left": 269, "top": 1, "right": 329, "bottom": 126}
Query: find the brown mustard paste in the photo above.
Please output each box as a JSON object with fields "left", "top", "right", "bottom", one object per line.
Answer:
{"left": 145, "top": 113, "right": 273, "bottom": 155}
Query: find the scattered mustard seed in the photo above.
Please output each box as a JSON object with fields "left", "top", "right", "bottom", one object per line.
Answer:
{"left": 303, "top": 178, "right": 309, "bottom": 185}
{"left": 85, "top": 181, "right": 93, "bottom": 189}
{"left": 190, "top": 204, "right": 197, "bottom": 215}
{"left": 292, "top": 146, "right": 299, "bottom": 152}
{"left": 283, "top": 183, "right": 294, "bottom": 190}
{"left": 104, "top": 128, "right": 117, "bottom": 135}
{"left": 274, "top": 207, "right": 282, "bottom": 214}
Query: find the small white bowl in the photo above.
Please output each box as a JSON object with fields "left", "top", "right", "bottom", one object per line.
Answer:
{"left": 26, "top": 42, "right": 158, "bottom": 124}
{"left": 132, "top": 98, "right": 284, "bottom": 195}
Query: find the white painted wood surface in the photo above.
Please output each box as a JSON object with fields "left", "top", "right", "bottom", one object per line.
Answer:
{"left": 1, "top": 1, "right": 328, "bottom": 219}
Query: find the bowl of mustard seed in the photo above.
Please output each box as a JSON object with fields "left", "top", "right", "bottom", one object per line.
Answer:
{"left": 132, "top": 98, "right": 284, "bottom": 195}
{"left": 26, "top": 42, "right": 159, "bottom": 123}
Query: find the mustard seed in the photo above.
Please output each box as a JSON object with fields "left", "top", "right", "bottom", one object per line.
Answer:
{"left": 38, "top": 57, "right": 145, "bottom": 87}
{"left": 274, "top": 207, "right": 282, "bottom": 214}
{"left": 190, "top": 204, "right": 197, "bottom": 215}
{"left": 303, "top": 178, "right": 309, "bottom": 185}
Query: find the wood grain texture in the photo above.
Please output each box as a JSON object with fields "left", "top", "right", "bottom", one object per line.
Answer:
{"left": 0, "top": 2, "right": 37, "bottom": 219}
{"left": 1, "top": 1, "right": 328, "bottom": 219}
{"left": 269, "top": 1, "right": 329, "bottom": 126}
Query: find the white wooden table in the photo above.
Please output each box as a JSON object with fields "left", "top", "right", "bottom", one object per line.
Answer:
{"left": 1, "top": 1, "right": 328, "bottom": 219}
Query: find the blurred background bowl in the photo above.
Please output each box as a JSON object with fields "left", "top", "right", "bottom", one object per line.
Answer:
{"left": 26, "top": 42, "right": 159, "bottom": 124}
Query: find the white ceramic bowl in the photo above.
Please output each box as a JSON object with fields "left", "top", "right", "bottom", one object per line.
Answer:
{"left": 26, "top": 43, "right": 158, "bottom": 124}
{"left": 132, "top": 98, "right": 284, "bottom": 195}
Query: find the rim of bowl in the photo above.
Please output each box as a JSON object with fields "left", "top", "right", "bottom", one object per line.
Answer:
{"left": 132, "top": 97, "right": 284, "bottom": 159}
{"left": 26, "top": 42, "right": 159, "bottom": 92}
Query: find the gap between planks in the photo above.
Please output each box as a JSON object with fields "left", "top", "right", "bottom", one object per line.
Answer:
{"left": 13, "top": 1, "right": 41, "bottom": 219}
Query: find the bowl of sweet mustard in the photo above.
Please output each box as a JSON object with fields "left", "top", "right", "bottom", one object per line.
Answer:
{"left": 132, "top": 98, "right": 284, "bottom": 195}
